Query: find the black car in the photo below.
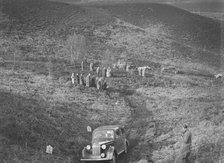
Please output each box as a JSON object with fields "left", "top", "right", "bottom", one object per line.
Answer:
{"left": 81, "top": 125, "right": 129, "bottom": 163}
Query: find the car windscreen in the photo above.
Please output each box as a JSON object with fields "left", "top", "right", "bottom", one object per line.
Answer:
{"left": 93, "top": 130, "right": 114, "bottom": 140}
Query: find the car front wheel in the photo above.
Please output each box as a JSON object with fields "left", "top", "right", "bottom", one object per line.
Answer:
{"left": 109, "top": 153, "right": 116, "bottom": 163}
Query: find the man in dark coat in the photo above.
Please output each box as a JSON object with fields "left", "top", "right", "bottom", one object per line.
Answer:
{"left": 102, "top": 67, "right": 106, "bottom": 78}
{"left": 79, "top": 74, "right": 83, "bottom": 85}
{"left": 80, "top": 74, "right": 85, "bottom": 86}
{"left": 90, "top": 62, "right": 94, "bottom": 71}
{"left": 175, "top": 125, "right": 192, "bottom": 163}
{"left": 76, "top": 73, "right": 80, "bottom": 85}
{"left": 91, "top": 76, "right": 97, "bottom": 88}
{"left": 102, "top": 80, "right": 107, "bottom": 90}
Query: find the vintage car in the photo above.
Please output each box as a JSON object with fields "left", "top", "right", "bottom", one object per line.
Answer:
{"left": 81, "top": 125, "right": 129, "bottom": 163}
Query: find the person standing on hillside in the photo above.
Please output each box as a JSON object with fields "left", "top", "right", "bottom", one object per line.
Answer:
{"left": 71, "top": 73, "right": 75, "bottom": 84}
{"left": 102, "top": 79, "right": 107, "bottom": 90}
{"left": 90, "top": 62, "right": 94, "bottom": 71}
{"left": 96, "top": 67, "right": 100, "bottom": 77}
{"left": 126, "top": 64, "right": 130, "bottom": 72}
{"left": 99, "top": 77, "right": 105, "bottom": 91}
{"left": 76, "top": 73, "right": 80, "bottom": 85}
{"left": 113, "top": 63, "right": 117, "bottom": 69}
{"left": 142, "top": 67, "right": 146, "bottom": 77}
{"left": 85, "top": 73, "right": 91, "bottom": 87}
{"left": 91, "top": 76, "right": 97, "bottom": 88}
{"left": 81, "top": 61, "right": 84, "bottom": 71}
{"left": 106, "top": 67, "right": 112, "bottom": 78}
{"left": 80, "top": 74, "right": 83, "bottom": 86}
{"left": 96, "top": 77, "right": 100, "bottom": 90}
{"left": 102, "top": 67, "right": 106, "bottom": 78}
{"left": 175, "top": 124, "right": 192, "bottom": 163}
{"left": 138, "top": 67, "right": 142, "bottom": 76}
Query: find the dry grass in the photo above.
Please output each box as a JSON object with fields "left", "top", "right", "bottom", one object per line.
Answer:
{"left": 0, "top": 0, "right": 224, "bottom": 163}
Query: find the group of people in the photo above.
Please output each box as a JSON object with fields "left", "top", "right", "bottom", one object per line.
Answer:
{"left": 81, "top": 60, "right": 112, "bottom": 78}
{"left": 71, "top": 72, "right": 108, "bottom": 91}
{"left": 112, "top": 59, "right": 130, "bottom": 71}
{"left": 113, "top": 59, "right": 153, "bottom": 77}
{"left": 71, "top": 61, "right": 111, "bottom": 91}
{"left": 71, "top": 59, "right": 154, "bottom": 90}
{"left": 138, "top": 66, "right": 151, "bottom": 77}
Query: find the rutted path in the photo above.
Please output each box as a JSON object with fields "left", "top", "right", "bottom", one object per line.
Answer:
{"left": 117, "top": 94, "right": 156, "bottom": 163}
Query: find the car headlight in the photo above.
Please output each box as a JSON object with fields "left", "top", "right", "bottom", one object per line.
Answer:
{"left": 86, "top": 145, "right": 91, "bottom": 150}
{"left": 101, "top": 153, "right": 106, "bottom": 158}
{"left": 101, "top": 144, "right": 106, "bottom": 150}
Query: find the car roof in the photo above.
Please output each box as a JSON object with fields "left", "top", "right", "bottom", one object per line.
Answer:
{"left": 94, "top": 125, "right": 122, "bottom": 131}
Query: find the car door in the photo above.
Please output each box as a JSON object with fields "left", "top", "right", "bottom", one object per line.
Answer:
{"left": 120, "top": 127, "right": 126, "bottom": 152}
{"left": 114, "top": 128, "right": 122, "bottom": 154}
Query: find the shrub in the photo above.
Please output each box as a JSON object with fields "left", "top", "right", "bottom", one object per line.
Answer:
{"left": 64, "top": 33, "right": 87, "bottom": 65}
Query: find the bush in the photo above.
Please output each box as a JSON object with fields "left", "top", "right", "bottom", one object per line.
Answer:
{"left": 65, "top": 33, "right": 87, "bottom": 65}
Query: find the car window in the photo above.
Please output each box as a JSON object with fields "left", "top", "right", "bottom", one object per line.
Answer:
{"left": 93, "top": 130, "right": 114, "bottom": 139}
{"left": 115, "top": 129, "right": 121, "bottom": 137}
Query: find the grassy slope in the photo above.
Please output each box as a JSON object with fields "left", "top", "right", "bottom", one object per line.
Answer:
{"left": 0, "top": 0, "right": 224, "bottom": 162}
{"left": 171, "top": 2, "right": 224, "bottom": 21}
{"left": 171, "top": 1, "right": 224, "bottom": 13}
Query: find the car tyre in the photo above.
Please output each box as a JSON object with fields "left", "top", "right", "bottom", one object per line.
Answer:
{"left": 109, "top": 153, "right": 116, "bottom": 163}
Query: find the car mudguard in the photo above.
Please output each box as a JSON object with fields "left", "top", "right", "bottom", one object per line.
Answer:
{"left": 107, "top": 146, "right": 115, "bottom": 160}
{"left": 82, "top": 147, "right": 92, "bottom": 158}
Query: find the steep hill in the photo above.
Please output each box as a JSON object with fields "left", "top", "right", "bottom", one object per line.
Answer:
{"left": 170, "top": 1, "right": 224, "bottom": 21}
{"left": 172, "top": 1, "right": 224, "bottom": 13}
{"left": 1, "top": 0, "right": 222, "bottom": 66}
{"left": 0, "top": 0, "right": 224, "bottom": 162}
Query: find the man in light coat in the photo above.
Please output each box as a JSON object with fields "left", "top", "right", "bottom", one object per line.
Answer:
{"left": 96, "top": 67, "right": 100, "bottom": 77}
{"left": 126, "top": 64, "right": 130, "bottom": 72}
{"left": 96, "top": 77, "right": 100, "bottom": 90}
{"left": 81, "top": 61, "right": 84, "bottom": 71}
{"left": 71, "top": 73, "right": 75, "bottom": 84}
{"left": 106, "top": 67, "right": 112, "bottom": 78}
{"left": 85, "top": 73, "right": 91, "bottom": 87}
{"left": 175, "top": 125, "right": 192, "bottom": 163}
{"left": 90, "top": 62, "right": 94, "bottom": 71}
{"left": 138, "top": 67, "right": 142, "bottom": 76}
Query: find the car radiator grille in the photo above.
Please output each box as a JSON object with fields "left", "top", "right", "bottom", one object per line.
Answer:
{"left": 92, "top": 144, "right": 101, "bottom": 156}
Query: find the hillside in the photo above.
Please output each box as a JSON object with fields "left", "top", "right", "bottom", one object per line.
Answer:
{"left": 170, "top": 1, "right": 224, "bottom": 21}
{"left": 0, "top": 0, "right": 224, "bottom": 162}
{"left": 171, "top": 1, "right": 224, "bottom": 13}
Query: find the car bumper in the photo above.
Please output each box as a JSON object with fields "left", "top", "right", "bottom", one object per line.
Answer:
{"left": 81, "top": 156, "right": 112, "bottom": 161}
{"left": 81, "top": 149, "right": 114, "bottom": 162}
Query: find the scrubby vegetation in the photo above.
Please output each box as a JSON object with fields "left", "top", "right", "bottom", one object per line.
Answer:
{"left": 0, "top": 0, "right": 224, "bottom": 162}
